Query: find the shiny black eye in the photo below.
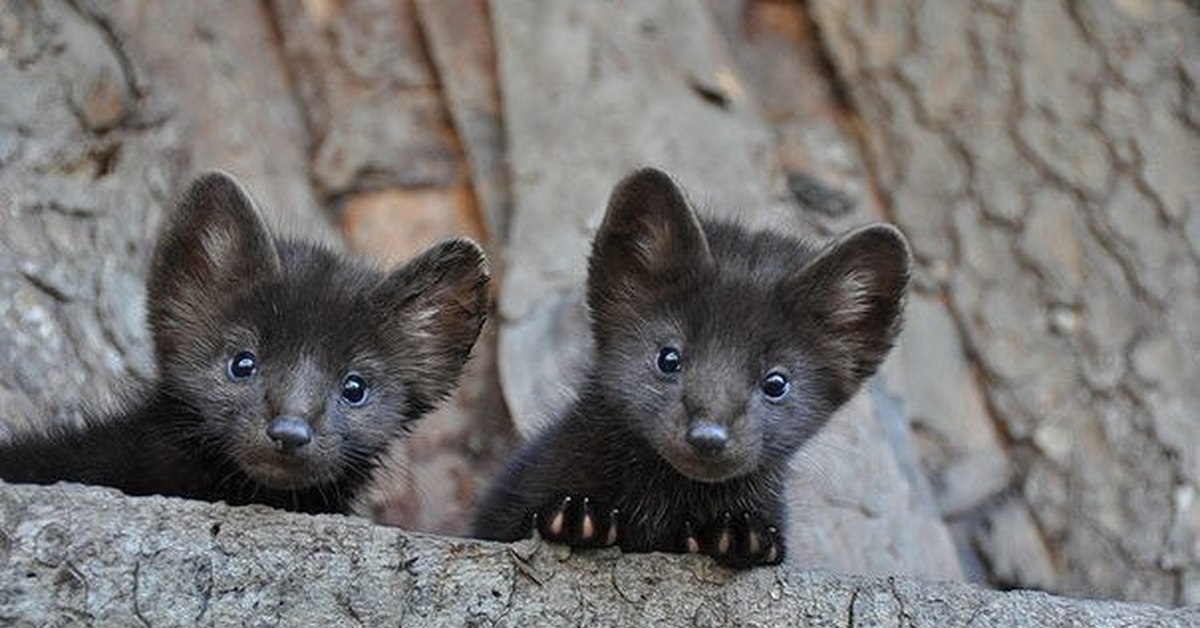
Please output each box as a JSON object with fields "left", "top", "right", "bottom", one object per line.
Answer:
{"left": 762, "top": 372, "right": 789, "bottom": 400}
{"left": 341, "top": 374, "right": 369, "bottom": 406}
{"left": 227, "top": 351, "right": 257, "bottom": 380}
{"left": 656, "top": 347, "right": 682, "bottom": 374}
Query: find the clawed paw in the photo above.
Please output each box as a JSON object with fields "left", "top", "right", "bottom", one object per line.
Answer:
{"left": 531, "top": 496, "right": 620, "bottom": 549}
{"left": 682, "top": 511, "right": 783, "bottom": 568}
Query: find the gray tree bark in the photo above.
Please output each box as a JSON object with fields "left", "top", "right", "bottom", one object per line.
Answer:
{"left": 1, "top": 482, "right": 1195, "bottom": 627}
{"left": 2, "top": 0, "right": 1196, "bottom": 615}
{"left": 809, "top": 0, "right": 1200, "bottom": 603}
{"left": 0, "top": 0, "right": 332, "bottom": 436}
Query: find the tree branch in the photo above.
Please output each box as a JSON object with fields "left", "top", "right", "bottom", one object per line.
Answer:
{"left": 0, "top": 483, "right": 1192, "bottom": 626}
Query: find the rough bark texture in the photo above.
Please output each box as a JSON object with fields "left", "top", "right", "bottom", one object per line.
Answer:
{"left": 415, "top": 0, "right": 511, "bottom": 244}
{"left": 1, "top": 0, "right": 1196, "bottom": 616}
{"left": 810, "top": 0, "right": 1200, "bottom": 603}
{"left": 1, "top": 482, "right": 1196, "bottom": 627}
{"left": 0, "top": 0, "right": 333, "bottom": 436}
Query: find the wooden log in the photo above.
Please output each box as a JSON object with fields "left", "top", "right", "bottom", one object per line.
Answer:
{"left": 1, "top": 482, "right": 1193, "bottom": 627}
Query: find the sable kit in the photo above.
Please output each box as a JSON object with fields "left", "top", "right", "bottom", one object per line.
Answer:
{"left": 2, "top": 168, "right": 908, "bottom": 570}
{"left": 0, "top": 172, "right": 489, "bottom": 515}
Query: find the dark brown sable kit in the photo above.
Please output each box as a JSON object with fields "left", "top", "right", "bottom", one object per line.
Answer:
{"left": 472, "top": 167, "right": 910, "bottom": 568}
{"left": 0, "top": 172, "right": 489, "bottom": 514}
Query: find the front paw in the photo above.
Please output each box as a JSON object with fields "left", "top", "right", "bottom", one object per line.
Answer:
{"left": 683, "top": 511, "right": 784, "bottom": 568}
{"left": 531, "top": 495, "right": 620, "bottom": 549}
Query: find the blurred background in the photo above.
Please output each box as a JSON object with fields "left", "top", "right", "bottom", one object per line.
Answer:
{"left": 0, "top": 0, "right": 1196, "bottom": 606}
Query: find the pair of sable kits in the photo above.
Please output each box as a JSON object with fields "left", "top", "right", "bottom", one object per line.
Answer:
{"left": 0, "top": 168, "right": 909, "bottom": 568}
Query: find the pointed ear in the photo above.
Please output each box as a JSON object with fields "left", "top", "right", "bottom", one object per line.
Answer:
{"left": 147, "top": 171, "right": 281, "bottom": 357}
{"left": 793, "top": 224, "right": 910, "bottom": 394}
{"left": 371, "top": 238, "right": 490, "bottom": 410}
{"left": 587, "top": 168, "right": 712, "bottom": 316}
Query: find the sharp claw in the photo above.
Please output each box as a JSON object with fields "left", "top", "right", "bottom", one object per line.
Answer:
{"left": 580, "top": 497, "right": 595, "bottom": 540}
{"left": 606, "top": 509, "right": 619, "bottom": 546}
{"left": 744, "top": 513, "right": 761, "bottom": 555}
{"left": 684, "top": 520, "right": 701, "bottom": 554}
{"left": 717, "top": 512, "right": 733, "bottom": 555}
{"left": 530, "top": 512, "right": 542, "bottom": 539}
{"left": 549, "top": 496, "right": 571, "bottom": 536}
{"left": 765, "top": 525, "right": 781, "bottom": 564}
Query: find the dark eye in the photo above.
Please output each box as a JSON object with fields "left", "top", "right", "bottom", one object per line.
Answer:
{"left": 762, "top": 372, "right": 789, "bottom": 400}
{"left": 656, "top": 347, "right": 682, "bottom": 374}
{"left": 227, "top": 351, "right": 257, "bottom": 380}
{"left": 341, "top": 374, "right": 369, "bottom": 406}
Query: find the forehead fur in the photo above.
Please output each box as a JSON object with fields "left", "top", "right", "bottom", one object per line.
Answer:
{"left": 633, "top": 221, "right": 822, "bottom": 346}
{"left": 222, "top": 241, "right": 386, "bottom": 359}
{"left": 701, "top": 221, "right": 821, "bottom": 285}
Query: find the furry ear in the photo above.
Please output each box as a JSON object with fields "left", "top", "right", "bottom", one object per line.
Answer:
{"left": 371, "top": 238, "right": 490, "bottom": 410}
{"left": 792, "top": 224, "right": 910, "bottom": 395}
{"left": 587, "top": 168, "right": 713, "bottom": 317}
{"left": 147, "top": 171, "right": 282, "bottom": 357}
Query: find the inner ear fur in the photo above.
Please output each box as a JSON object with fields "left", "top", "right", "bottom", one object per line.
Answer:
{"left": 792, "top": 223, "right": 911, "bottom": 387}
{"left": 371, "top": 238, "right": 490, "bottom": 409}
{"left": 147, "top": 171, "right": 282, "bottom": 358}
{"left": 587, "top": 168, "right": 713, "bottom": 318}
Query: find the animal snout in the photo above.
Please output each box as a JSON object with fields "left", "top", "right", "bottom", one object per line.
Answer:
{"left": 266, "top": 417, "right": 313, "bottom": 453}
{"left": 685, "top": 422, "right": 728, "bottom": 457}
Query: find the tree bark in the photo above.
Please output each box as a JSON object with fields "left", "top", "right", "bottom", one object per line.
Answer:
{"left": 809, "top": 0, "right": 1200, "bottom": 603}
{"left": 3, "top": 0, "right": 1196, "bottom": 612}
{"left": 1, "top": 482, "right": 1194, "bottom": 627}
{"left": 0, "top": 0, "right": 332, "bottom": 435}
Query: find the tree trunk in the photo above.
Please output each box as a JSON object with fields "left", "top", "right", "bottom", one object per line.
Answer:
{"left": 809, "top": 0, "right": 1200, "bottom": 603}
{"left": 1, "top": 0, "right": 1196, "bottom": 613}
{"left": 1, "top": 482, "right": 1194, "bottom": 627}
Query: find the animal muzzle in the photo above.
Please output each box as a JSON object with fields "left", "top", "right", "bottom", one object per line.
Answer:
{"left": 685, "top": 421, "right": 729, "bottom": 457}
{"left": 266, "top": 417, "right": 313, "bottom": 453}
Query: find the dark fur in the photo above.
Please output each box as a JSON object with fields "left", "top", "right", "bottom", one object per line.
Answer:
{"left": 471, "top": 168, "right": 909, "bottom": 567}
{"left": 0, "top": 172, "right": 489, "bottom": 514}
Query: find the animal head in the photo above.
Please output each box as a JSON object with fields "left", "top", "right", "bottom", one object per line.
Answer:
{"left": 587, "top": 168, "right": 909, "bottom": 483}
{"left": 146, "top": 172, "right": 489, "bottom": 490}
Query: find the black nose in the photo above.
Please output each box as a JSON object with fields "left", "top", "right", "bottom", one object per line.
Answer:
{"left": 686, "top": 422, "right": 728, "bottom": 457}
{"left": 266, "top": 417, "right": 313, "bottom": 453}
